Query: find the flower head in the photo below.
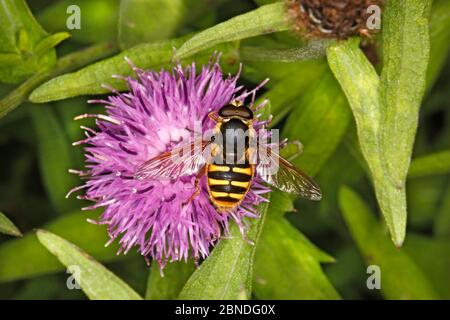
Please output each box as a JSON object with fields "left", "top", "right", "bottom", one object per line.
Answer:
{"left": 287, "top": 0, "right": 383, "bottom": 39}
{"left": 69, "top": 55, "right": 271, "bottom": 267}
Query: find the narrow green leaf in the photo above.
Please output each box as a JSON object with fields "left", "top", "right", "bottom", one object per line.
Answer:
{"left": 408, "top": 150, "right": 450, "bottom": 178}
{"left": 30, "top": 105, "right": 80, "bottom": 213}
{"left": 0, "top": 209, "right": 124, "bottom": 283}
{"left": 0, "top": 212, "right": 22, "bottom": 237}
{"left": 254, "top": 60, "right": 327, "bottom": 126}
{"left": 34, "top": 32, "right": 70, "bottom": 57}
{"left": 145, "top": 261, "right": 195, "bottom": 300}
{"left": 282, "top": 70, "right": 351, "bottom": 176}
{"left": 179, "top": 201, "right": 269, "bottom": 300}
{"left": 327, "top": 39, "right": 406, "bottom": 247}
{"left": 36, "top": 229, "right": 142, "bottom": 300}
{"left": 0, "top": 0, "right": 57, "bottom": 83}
{"left": 254, "top": 214, "right": 339, "bottom": 299}
{"left": 173, "top": 2, "right": 289, "bottom": 60}
{"left": 379, "top": 0, "right": 431, "bottom": 241}
{"left": 329, "top": 1, "right": 432, "bottom": 247}
{"left": 339, "top": 186, "right": 439, "bottom": 299}
{"left": 0, "top": 41, "right": 117, "bottom": 120}
{"left": 29, "top": 37, "right": 239, "bottom": 103}
{"left": 55, "top": 98, "right": 92, "bottom": 168}
{"left": 253, "top": 190, "right": 337, "bottom": 299}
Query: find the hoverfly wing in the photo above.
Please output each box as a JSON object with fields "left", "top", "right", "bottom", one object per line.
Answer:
{"left": 256, "top": 146, "right": 322, "bottom": 201}
{"left": 134, "top": 139, "right": 211, "bottom": 181}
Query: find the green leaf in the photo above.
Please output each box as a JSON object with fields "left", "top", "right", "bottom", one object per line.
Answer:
{"left": 339, "top": 186, "right": 439, "bottom": 299}
{"left": 0, "top": 0, "right": 59, "bottom": 83}
{"left": 36, "top": 229, "right": 142, "bottom": 300}
{"left": 37, "top": 0, "right": 119, "bottom": 44}
{"left": 327, "top": 39, "right": 405, "bottom": 245}
{"left": 316, "top": 137, "right": 365, "bottom": 219}
{"left": 328, "top": 1, "right": 432, "bottom": 248}
{"left": 179, "top": 201, "right": 269, "bottom": 300}
{"left": 29, "top": 37, "right": 239, "bottom": 103}
{"left": 282, "top": 70, "right": 351, "bottom": 176}
{"left": 30, "top": 105, "right": 80, "bottom": 213}
{"left": 145, "top": 261, "right": 195, "bottom": 300}
{"left": 0, "top": 209, "right": 125, "bottom": 283}
{"left": 0, "top": 212, "right": 22, "bottom": 237}
{"left": 378, "top": 0, "right": 431, "bottom": 240}
{"left": 55, "top": 98, "right": 92, "bottom": 168}
{"left": 255, "top": 60, "right": 327, "bottom": 126}
{"left": 34, "top": 32, "right": 70, "bottom": 57}
{"left": 0, "top": 41, "right": 117, "bottom": 120}
{"left": 408, "top": 150, "right": 450, "bottom": 178}
{"left": 173, "top": 2, "right": 289, "bottom": 60}
{"left": 254, "top": 214, "right": 339, "bottom": 299}
{"left": 252, "top": 191, "right": 338, "bottom": 299}
{"left": 427, "top": 0, "right": 450, "bottom": 90}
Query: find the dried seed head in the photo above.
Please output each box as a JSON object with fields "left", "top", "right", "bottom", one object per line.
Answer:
{"left": 286, "top": 0, "right": 384, "bottom": 39}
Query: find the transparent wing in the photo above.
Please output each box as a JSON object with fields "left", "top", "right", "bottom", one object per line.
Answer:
{"left": 134, "top": 139, "right": 211, "bottom": 181}
{"left": 256, "top": 146, "right": 322, "bottom": 201}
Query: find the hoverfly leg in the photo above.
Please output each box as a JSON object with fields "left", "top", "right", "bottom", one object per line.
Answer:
{"left": 208, "top": 111, "right": 219, "bottom": 122}
{"left": 184, "top": 166, "right": 206, "bottom": 205}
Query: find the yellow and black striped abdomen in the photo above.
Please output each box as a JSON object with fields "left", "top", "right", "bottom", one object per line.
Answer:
{"left": 207, "top": 163, "right": 253, "bottom": 211}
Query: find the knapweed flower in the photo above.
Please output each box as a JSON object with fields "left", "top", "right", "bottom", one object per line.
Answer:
{"left": 68, "top": 54, "right": 271, "bottom": 268}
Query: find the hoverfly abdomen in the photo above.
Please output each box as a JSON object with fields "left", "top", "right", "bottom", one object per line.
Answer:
{"left": 207, "top": 163, "right": 253, "bottom": 210}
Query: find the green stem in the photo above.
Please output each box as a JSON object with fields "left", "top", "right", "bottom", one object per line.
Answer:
{"left": 0, "top": 41, "right": 118, "bottom": 119}
{"left": 240, "top": 41, "right": 332, "bottom": 62}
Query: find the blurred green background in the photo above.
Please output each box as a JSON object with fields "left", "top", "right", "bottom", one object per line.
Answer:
{"left": 0, "top": 0, "right": 449, "bottom": 300}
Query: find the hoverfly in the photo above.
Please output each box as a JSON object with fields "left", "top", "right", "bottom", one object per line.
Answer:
{"left": 134, "top": 101, "right": 322, "bottom": 213}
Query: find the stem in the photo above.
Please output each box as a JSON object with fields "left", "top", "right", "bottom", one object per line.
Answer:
{"left": 0, "top": 41, "right": 118, "bottom": 119}
{"left": 240, "top": 41, "right": 332, "bottom": 62}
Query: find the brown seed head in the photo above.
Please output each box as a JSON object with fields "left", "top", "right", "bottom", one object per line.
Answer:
{"left": 286, "top": 0, "right": 384, "bottom": 39}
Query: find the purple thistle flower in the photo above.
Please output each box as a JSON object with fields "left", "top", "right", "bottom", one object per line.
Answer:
{"left": 68, "top": 54, "right": 273, "bottom": 268}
